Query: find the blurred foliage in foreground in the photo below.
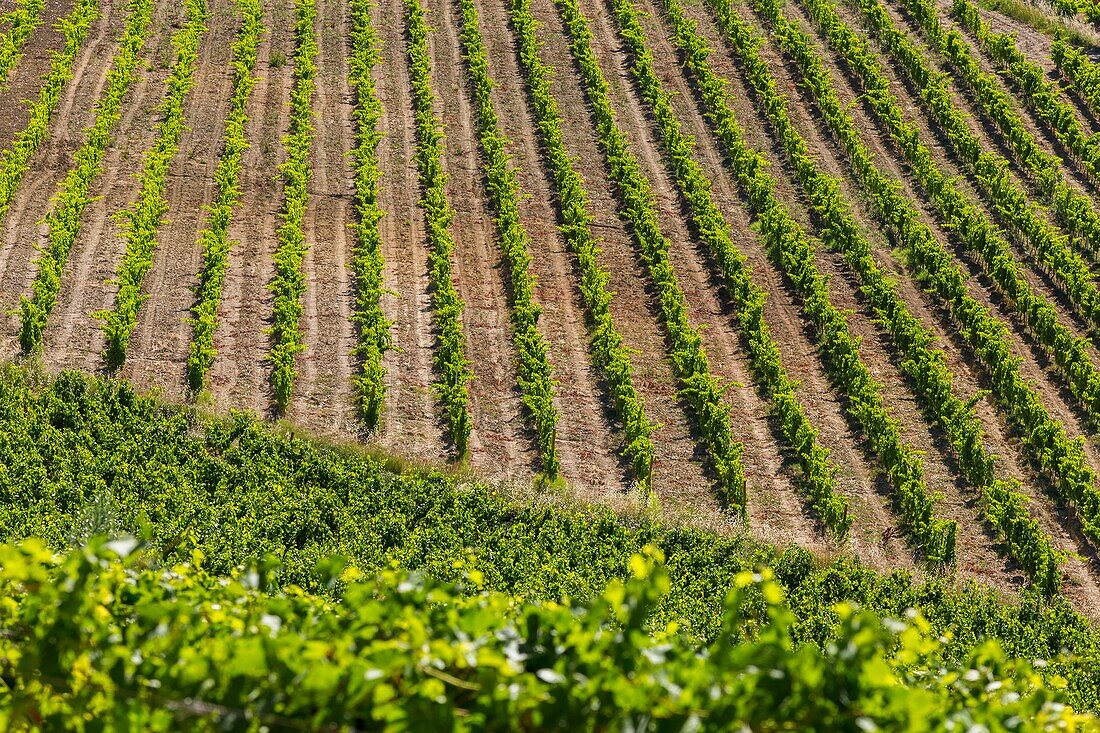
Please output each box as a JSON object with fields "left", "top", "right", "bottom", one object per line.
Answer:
{"left": 3, "top": 366, "right": 1100, "bottom": 720}
{"left": 1, "top": 539, "right": 1094, "bottom": 731}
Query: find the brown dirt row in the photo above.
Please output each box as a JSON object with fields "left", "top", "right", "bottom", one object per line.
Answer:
{"left": 120, "top": 0, "right": 240, "bottom": 400}
{"left": 853, "top": 0, "right": 1100, "bottom": 347}
{"left": 637, "top": 0, "right": 1013, "bottom": 578}
{"left": 427, "top": 0, "right": 541, "bottom": 480}
{"left": 0, "top": 0, "right": 74, "bottom": 150}
{"left": 284, "top": 0, "right": 359, "bottom": 438}
{"left": 641, "top": 0, "right": 1021, "bottom": 587}
{"left": 205, "top": 0, "right": 295, "bottom": 418}
{"left": 0, "top": 0, "right": 124, "bottom": 362}
{"left": 371, "top": 0, "right": 449, "bottom": 463}
{"left": 551, "top": 0, "right": 835, "bottom": 547}
{"left": 517, "top": 0, "right": 737, "bottom": 532}
{"left": 476, "top": 0, "right": 628, "bottom": 498}
{"left": 820, "top": 0, "right": 1100, "bottom": 469}
{"left": 773, "top": 0, "right": 1100, "bottom": 607}
{"left": 42, "top": 0, "right": 190, "bottom": 376}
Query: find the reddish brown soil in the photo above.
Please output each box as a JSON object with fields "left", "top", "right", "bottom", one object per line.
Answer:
{"left": 121, "top": 0, "right": 240, "bottom": 398}
{"left": 372, "top": 0, "right": 449, "bottom": 463}
{"left": 205, "top": 0, "right": 294, "bottom": 417}
{"left": 284, "top": 0, "right": 359, "bottom": 437}
{"left": 0, "top": 0, "right": 127, "bottom": 361}
{"left": 0, "top": 0, "right": 74, "bottom": 149}
{"left": 478, "top": 0, "right": 628, "bottom": 498}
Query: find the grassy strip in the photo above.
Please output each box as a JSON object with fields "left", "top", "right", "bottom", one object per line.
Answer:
{"left": 0, "top": 0, "right": 44, "bottom": 87}
{"left": 347, "top": 0, "right": 392, "bottom": 429}
{"left": 973, "top": 0, "right": 1093, "bottom": 45}
{"left": 847, "top": 0, "right": 1100, "bottom": 421}
{"left": 186, "top": 0, "right": 265, "bottom": 394}
{"left": 457, "top": 0, "right": 559, "bottom": 478}
{"left": 267, "top": 0, "right": 317, "bottom": 411}
{"left": 405, "top": 0, "right": 473, "bottom": 458}
{"left": 97, "top": 0, "right": 208, "bottom": 369}
{"left": 700, "top": 0, "right": 1060, "bottom": 586}
{"left": 771, "top": 0, "right": 1100, "bottom": 550}
{"left": 17, "top": 0, "right": 154, "bottom": 354}
{"left": 506, "top": 0, "right": 655, "bottom": 488}
{"left": 607, "top": 0, "right": 853, "bottom": 533}
{"left": 0, "top": 0, "right": 98, "bottom": 223}
{"left": 553, "top": 0, "right": 747, "bottom": 509}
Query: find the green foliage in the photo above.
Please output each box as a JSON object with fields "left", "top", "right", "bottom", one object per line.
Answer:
{"left": 612, "top": 0, "right": 853, "bottom": 536}
{"left": 96, "top": 0, "right": 208, "bottom": 369}
{"left": 1053, "top": 38, "right": 1100, "bottom": 120}
{"left": 17, "top": 0, "right": 153, "bottom": 354}
{"left": 783, "top": 0, "right": 1100, "bottom": 553}
{"left": 0, "top": 0, "right": 98, "bottom": 224}
{"left": 267, "top": 0, "right": 317, "bottom": 411}
{"left": 888, "top": 0, "right": 1100, "bottom": 331}
{"left": 405, "top": 0, "right": 473, "bottom": 458}
{"left": 5, "top": 366, "right": 1100, "bottom": 708}
{"left": 508, "top": 0, "right": 655, "bottom": 489}
{"left": 347, "top": 0, "right": 392, "bottom": 428}
{"left": 952, "top": 0, "right": 1100, "bottom": 193}
{"left": 552, "top": 0, "right": 747, "bottom": 509}
{"left": 0, "top": 0, "right": 44, "bottom": 87}
{"left": 186, "top": 0, "right": 264, "bottom": 394}
{"left": 0, "top": 539, "right": 1091, "bottom": 730}
{"left": 457, "top": 0, "right": 560, "bottom": 478}
{"left": 691, "top": 0, "right": 1055, "bottom": 583}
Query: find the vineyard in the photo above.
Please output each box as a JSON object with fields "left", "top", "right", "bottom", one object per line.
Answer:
{"left": 7, "top": 0, "right": 1100, "bottom": 722}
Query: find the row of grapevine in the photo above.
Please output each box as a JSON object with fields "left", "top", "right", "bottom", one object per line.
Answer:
{"left": 97, "top": 0, "right": 208, "bottom": 370}
{"left": 697, "top": 0, "right": 1059, "bottom": 587}
{"left": 0, "top": 0, "right": 44, "bottom": 86}
{"left": 611, "top": 0, "right": 856, "bottom": 531}
{"left": 267, "top": 0, "right": 317, "bottom": 411}
{"left": 17, "top": 0, "right": 154, "bottom": 354}
{"left": 770, "top": 0, "right": 1100, "bottom": 550}
{"left": 843, "top": 0, "right": 1100, "bottom": 423}
{"left": 552, "top": 0, "right": 747, "bottom": 508}
{"left": 0, "top": 0, "right": 99, "bottom": 223}
{"left": 506, "top": 0, "right": 655, "bottom": 488}
{"left": 611, "top": 0, "right": 854, "bottom": 534}
{"left": 186, "top": 0, "right": 265, "bottom": 394}
{"left": 852, "top": 0, "right": 1100, "bottom": 337}
{"left": 621, "top": 0, "right": 953, "bottom": 556}
{"left": 844, "top": 0, "right": 1100, "bottom": 422}
{"left": 1052, "top": 39, "right": 1100, "bottom": 121}
{"left": 347, "top": 0, "right": 392, "bottom": 429}
{"left": 457, "top": 0, "right": 560, "bottom": 479}
{"left": 404, "top": 0, "right": 473, "bottom": 458}
{"left": 616, "top": 0, "right": 853, "bottom": 530}
{"left": 888, "top": 0, "right": 1100, "bottom": 272}
{"left": 951, "top": 0, "right": 1100, "bottom": 186}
